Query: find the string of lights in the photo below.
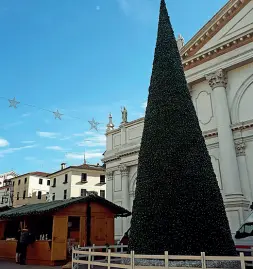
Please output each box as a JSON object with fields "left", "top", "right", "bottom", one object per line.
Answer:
{"left": 0, "top": 96, "right": 102, "bottom": 132}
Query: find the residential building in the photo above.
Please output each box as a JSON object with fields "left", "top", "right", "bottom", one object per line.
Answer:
{"left": 103, "top": 0, "right": 253, "bottom": 240}
{"left": 0, "top": 171, "right": 18, "bottom": 208}
{"left": 12, "top": 172, "right": 50, "bottom": 207}
{"left": 47, "top": 163, "right": 106, "bottom": 201}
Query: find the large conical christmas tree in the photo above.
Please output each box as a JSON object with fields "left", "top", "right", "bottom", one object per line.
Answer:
{"left": 128, "top": 0, "right": 237, "bottom": 256}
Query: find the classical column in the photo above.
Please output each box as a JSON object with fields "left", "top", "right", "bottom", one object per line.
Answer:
{"left": 105, "top": 171, "right": 114, "bottom": 202}
{"left": 235, "top": 140, "right": 252, "bottom": 201}
{"left": 119, "top": 164, "right": 130, "bottom": 232}
{"left": 206, "top": 70, "right": 250, "bottom": 234}
{"left": 206, "top": 69, "right": 242, "bottom": 197}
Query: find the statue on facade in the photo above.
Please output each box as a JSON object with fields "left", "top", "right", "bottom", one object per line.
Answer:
{"left": 176, "top": 34, "right": 185, "bottom": 50}
{"left": 121, "top": 107, "right": 128, "bottom": 124}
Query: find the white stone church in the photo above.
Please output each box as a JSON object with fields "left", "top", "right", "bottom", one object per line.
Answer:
{"left": 103, "top": 0, "right": 253, "bottom": 241}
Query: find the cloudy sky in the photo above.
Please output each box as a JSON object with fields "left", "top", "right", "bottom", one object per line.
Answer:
{"left": 0, "top": 0, "right": 227, "bottom": 174}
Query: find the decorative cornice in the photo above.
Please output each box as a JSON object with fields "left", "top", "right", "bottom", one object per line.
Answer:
{"left": 181, "top": 0, "right": 250, "bottom": 60}
{"left": 235, "top": 141, "right": 246, "bottom": 157}
{"left": 231, "top": 119, "right": 253, "bottom": 132}
{"left": 184, "top": 32, "right": 253, "bottom": 71}
{"left": 203, "top": 128, "right": 218, "bottom": 139}
{"left": 206, "top": 69, "right": 228, "bottom": 90}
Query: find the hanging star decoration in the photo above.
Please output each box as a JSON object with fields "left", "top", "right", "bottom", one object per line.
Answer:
{"left": 8, "top": 97, "right": 20, "bottom": 109}
{"left": 88, "top": 118, "right": 100, "bottom": 132}
{"left": 53, "top": 110, "right": 63, "bottom": 120}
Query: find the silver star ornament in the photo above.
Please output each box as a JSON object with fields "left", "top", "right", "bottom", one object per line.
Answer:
{"left": 88, "top": 118, "right": 100, "bottom": 132}
{"left": 53, "top": 110, "right": 63, "bottom": 120}
{"left": 8, "top": 97, "right": 20, "bottom": 108}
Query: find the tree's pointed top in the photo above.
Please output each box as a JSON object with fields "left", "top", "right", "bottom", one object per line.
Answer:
{"left": 149, "top": 0, "right": 185, "bottom": 99}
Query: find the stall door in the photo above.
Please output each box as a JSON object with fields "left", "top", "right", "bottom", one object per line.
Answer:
{"left": 51, "top": 216, "right": 68, "bottom": 261}
{"left": 91, "top": 215, "right": 107, "bottom": 245}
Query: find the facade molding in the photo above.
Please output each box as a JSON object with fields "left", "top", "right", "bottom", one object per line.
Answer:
{"left": 183, "top": 31, "right": 253, "bottom": 70}
{"left": 186, "top": 42, "right": 253, "bottom": 85}
{"left": 181, "top": 0, "right": 250, "bottom": 60}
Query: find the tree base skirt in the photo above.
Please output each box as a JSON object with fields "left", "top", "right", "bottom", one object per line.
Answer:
{"left": 122, "top": 258, "right": 240, "bottom": 268}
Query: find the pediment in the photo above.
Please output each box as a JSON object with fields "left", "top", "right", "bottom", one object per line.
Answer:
{"left": 198, "top": 1, "right": 253, "bottom": 53}
{"left": 181, "top": 0, "right": 253, "bottom": 71}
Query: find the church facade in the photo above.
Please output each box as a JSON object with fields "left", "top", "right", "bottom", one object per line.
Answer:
{"left": 103, "top": 0, "right": 253, "bottom": 241}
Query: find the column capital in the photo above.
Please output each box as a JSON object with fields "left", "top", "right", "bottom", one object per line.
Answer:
{"left": 106, "top": 171, "right": 114, "bottom": 181}
{"left": 205, "top": 69, "right": 227, "bottom": 90}
{"left": 118, "top": 164, "right": 129, "bottom": 177}
{"left": 235, "top": 141, "right": 246, "bottom": 157}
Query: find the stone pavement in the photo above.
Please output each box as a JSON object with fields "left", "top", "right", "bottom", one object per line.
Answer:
{"left": 0, "top": 261, "right": 62, "bottom": 268}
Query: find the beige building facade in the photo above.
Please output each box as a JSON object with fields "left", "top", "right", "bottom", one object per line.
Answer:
{"left": 12, "top": 172, "right": 50, "bottom": 207}
{"left": 47, "top": 163, "right": 106, "bottom": 201}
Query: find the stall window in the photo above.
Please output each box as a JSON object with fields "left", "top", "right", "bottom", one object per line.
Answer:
{"left": 100, "top": 190, "right": 105, "bottom": 198}
{"left": 52, "top": 193, "right": 55, "bottom": 201}
{"left": 47, "top": 179, "right": 50, "bottom": 186}
{"left": 24, "top": 177, "right": 27, "bottom": 184}
{"left": 100, "top": 175, "right": 105, "bottom": 184}
{"left": 23, "top": 190, "right": 26, "bottom": 199}
{"left": 64, "top": 189, "right": 67, "bottom": 199}
{"left": 18, "top": 179, "right": 20, "bottom": 185}
{"left": 81, "top": 189, "right": 87, "bottom": 197}
{"left": 39, "top": 178, "right": 43, "bottom": 185}
{"left": 17, "top": 192, "right": 19, "bottom": 200}
{"left": 38, "top": 191, "right": 42, "bottom": 199}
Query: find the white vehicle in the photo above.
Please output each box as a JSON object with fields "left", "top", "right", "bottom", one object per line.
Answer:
{"left": 234, "top": 212, "right": 253, "bottom": 262}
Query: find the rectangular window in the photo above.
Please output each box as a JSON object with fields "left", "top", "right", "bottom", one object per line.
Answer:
{"left": 81, "top": 173, "right": 87, "bottom": 182}
{"left": 39, "top": 178, "right": 43, "bottom": 185}
{"left": 47, "top": 179, "right": 50, "bottom": 186}
{"left": 52, "top": 178, "right": 56, "bottom": 187}
{"left": 18, "top": 180, "right": 20, "bottom": 185}
{"left": 24, "top": 178, "right": 27, "bottom": 184}
{"left": 63, "top": 190, "right": 67, "bottom": 199}
{"left": 23, "top": 190, "right": 26, "bottom": 199}
{"left": 17, "top": 192, "right": 19, "bottom": 200}
{"left": 100, "top": 175, "right": 106, "bottom": 184}
{"left": 100, "top": 190, "right": 105, "bottom": 198}
{"left": 64, "top": 174, "right": 68, "bottom": 183}
{"left": 81, "top": 189, "right": 87, "bottom": 197}
{"left": 13, "top": 181, "right": 15, "bottom": 186}
{"left": 52, "top": 193, "right": 55, "bottom": 201}
{"left": 38, "top": 191, "right": 42, "bottom": 199}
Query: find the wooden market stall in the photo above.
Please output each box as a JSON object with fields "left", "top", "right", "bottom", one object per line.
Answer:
{"left": 0, "top": 195, "right": 130, "bottom": 266}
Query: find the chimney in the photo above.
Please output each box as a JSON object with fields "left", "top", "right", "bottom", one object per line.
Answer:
{"left": 61, "top": 163, "right": 66, "bottom": 170}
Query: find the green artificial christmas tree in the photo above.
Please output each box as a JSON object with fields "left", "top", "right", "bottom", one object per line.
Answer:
{"left": 128, "top": 0, "right": 237, "bottom": 256}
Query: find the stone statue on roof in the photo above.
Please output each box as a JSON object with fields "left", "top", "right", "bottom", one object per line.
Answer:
{"left": 177, "top": 34, "right": 185, "bottom": 50}
{"left": 121, "top": 107, "right": 128, "bottom": 124}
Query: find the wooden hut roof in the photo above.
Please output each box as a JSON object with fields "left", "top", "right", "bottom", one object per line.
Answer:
{"left": 0, "top": 195, "right": 131, "bottom": 219}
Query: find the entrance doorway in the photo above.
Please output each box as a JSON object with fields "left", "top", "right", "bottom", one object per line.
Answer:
{"left": 67, "top": 217, "right": 80, "bottom": 258}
